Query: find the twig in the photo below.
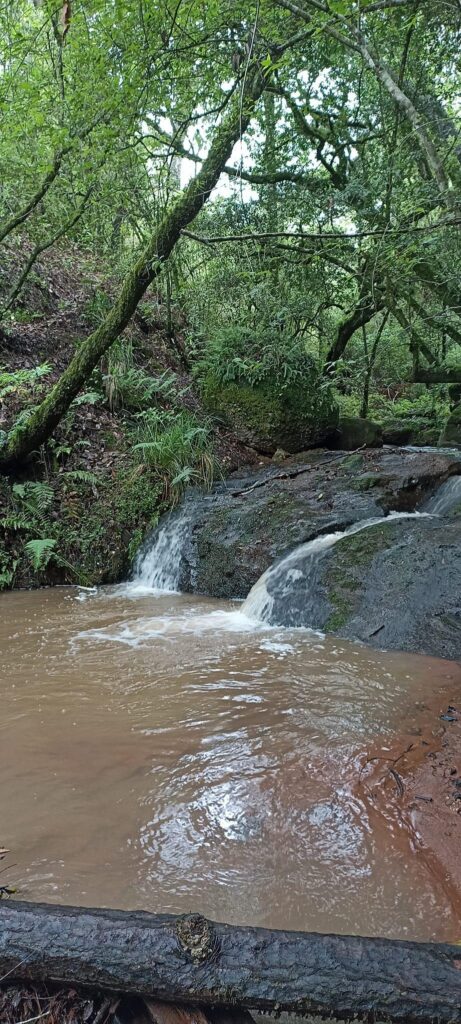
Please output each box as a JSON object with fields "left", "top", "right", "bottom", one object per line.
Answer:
{"left": 389, "top": 767, "right": 405, "bottom": 797}
{"left": 13, "top": 1013, "right": 50, "bottom": 1024}
{"left": 229, "top": 446, "right": 366, "bottom": 497}
{"left": 0, "top": 955, "right": 31, "bottom": 983}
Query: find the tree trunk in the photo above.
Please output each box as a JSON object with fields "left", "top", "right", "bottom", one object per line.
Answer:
{"left": 325, "top": 292, "right": 383, "bottom": 369}
{"left": 1, "top": 902, "right": 461, "bottom": 1022}
{"left": 0, "top": 67, "right": 265, "bottom": 471}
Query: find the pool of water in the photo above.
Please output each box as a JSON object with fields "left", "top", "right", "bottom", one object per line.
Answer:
{"left": 0, "top": 585, "right": 460, "bottom": 940}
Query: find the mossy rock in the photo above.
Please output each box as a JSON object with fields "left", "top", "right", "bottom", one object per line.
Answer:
{"left": 439, "top": 405, "right": 461, "bottom": 447}
{"left": 336, "top": 416, "right": 382, "bottom": 450}
{"left": 201, "top": 371, "right": 338, "bottom": 455}
{"left": 381, "top": 419, "right": 416, "bottom": 446}
{"left": 382, "top": 418, "right": 439, "bottom": 447}
{"left": 323, "top": 521, "right": 399, "bottom": 631}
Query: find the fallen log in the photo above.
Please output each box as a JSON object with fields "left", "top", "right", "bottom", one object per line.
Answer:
{"left": 1, "top": 901, "right": 461, "bottom": 1023}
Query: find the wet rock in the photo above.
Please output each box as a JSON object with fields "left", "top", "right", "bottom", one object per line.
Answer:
{"left": 173, "top": 449, "right": 461, "bottom": 615}
{"left": 381, "top": 418, "right": 440, "bottom": 447}
{"left": 269, "top": 516, "right": 461, "bottom": 659}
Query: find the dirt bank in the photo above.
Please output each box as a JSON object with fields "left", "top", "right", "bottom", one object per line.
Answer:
{"left": 359, "top": 694, "right": 461, "bottom": 913}
{"left": 405, "top": 704, "right": 461, "bottom": 896}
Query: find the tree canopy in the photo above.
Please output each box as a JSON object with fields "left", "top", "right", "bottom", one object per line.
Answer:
{"left": 1, "top": 0, "right": 461, "bottom": 467}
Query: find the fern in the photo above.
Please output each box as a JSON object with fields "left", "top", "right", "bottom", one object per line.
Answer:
{"left": 63, "top": 470, "right": 98, "bottom": 485}
{"left": 24, "top": 538, "right": 56, "bottom": 570}
{"left": 0, "top": 515, "right": 35, "bottom": 531}
{"left": 73, "top": 391, "right": 103, "bottom": 406}
{"left": 0, "top": 362, "right": 52, "bottom": 401}
{"left": 13, "top": 481, "right": 54, "bottom": 525}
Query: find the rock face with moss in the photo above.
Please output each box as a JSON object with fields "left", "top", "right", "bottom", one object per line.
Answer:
{"left": 439, "top": 404, "right": 461, "bottom": 447}
{"left": 152, "top": 448, "right": 461, "bottom": 658}
{"left": 334, "top": 415, "right": 382, "bottom": 450}
{"left": 314, "top": 516, "right": 461, "bottom": 659}
{"left": 201, "top": 368, "right": 338, "bottom": 455}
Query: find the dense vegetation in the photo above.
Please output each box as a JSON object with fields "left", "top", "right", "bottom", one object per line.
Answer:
{"left": 1, "top": 0, "right": 460, "bottom": 587}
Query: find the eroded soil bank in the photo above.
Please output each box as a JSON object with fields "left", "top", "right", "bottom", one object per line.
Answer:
{"left": 359, "top": 700, "right": 461, "bottom": 911}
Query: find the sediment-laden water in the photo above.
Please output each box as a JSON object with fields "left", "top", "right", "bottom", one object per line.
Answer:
{"left": 1, "top": 583, "right": 460, "bottom": 940}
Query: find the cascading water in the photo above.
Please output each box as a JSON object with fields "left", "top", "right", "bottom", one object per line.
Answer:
{"left": 132, "top": 506, "right": 191, "bottom": 592}
{"left": 423, "top": 475, "right": 461, "bottom": 516}
{"left": 241, "top": 512, "right": 428, "bottom": 626}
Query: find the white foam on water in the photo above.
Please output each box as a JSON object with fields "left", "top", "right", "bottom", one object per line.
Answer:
{"left": 75, "top": 607, "right": 265, "bottom": 647}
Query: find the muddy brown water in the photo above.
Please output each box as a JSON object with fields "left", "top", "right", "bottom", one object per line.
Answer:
{"left": 1, "top": 585, "right": 460, "bottom": 941}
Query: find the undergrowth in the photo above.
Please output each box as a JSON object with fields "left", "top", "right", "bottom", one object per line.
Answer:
{"left": 0, "top": 353, "right": 219, "bottom": 589}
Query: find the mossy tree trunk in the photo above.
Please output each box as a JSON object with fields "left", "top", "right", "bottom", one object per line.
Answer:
{"left": 0, "top": 68, "right": 266, "bottom": 471}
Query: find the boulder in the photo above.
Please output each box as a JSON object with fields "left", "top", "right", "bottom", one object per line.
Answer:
{"left": 439, "top": 405, "right": 461, "bottom": 447}
{"left": 382, "top": 418, "right": 440, "bottom": 447}
{"left": 266, "top": 515, "right": 461, "bottom": 660}
{"left": 335, "top": 416, "right": 382, "bottom": 450}
{"left": 201, "top": 371, "right": 338, "bottom": 455}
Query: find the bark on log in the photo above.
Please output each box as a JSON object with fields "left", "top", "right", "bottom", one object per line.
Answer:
{"left": 1, "top": 901, "right": 461, "bottom": 1023}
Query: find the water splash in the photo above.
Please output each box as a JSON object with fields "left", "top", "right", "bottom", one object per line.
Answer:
{"left": 242, "top": 512, "right": 428, "bottom": 625}
{"left": 423, "top": 476, "right": 461, "bottom": 516}
{"left": 132, "top": 506, "right": 192, "bottom": 592}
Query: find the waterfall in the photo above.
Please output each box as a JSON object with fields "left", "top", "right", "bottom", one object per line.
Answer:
{"left": 132, "top": 506, "right": 191, "bottom": 592}
{"left": 241, "top": 512, "right": 427, "bottom": 625}
{"left": 423, "top": 476, "right": 461, "bottom": 516}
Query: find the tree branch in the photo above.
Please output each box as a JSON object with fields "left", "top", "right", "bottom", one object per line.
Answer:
{"left": 180, "top": 219, "right": 461, "bottom": 244}
{"left": 0, "top": 187, "right": 95, "bottom": 318}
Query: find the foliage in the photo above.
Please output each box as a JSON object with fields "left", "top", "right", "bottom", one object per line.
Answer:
{"left": 132, "top": 409, "right": 218, "bottom": 502}
{"left": 196, "top": 325, "right": 323, "bottom": 390}
{"left": 0, "top": 363, "right": 51, "bottom": 404}
{"left": 104, "top": 365, "right": 177, "bottom": 413}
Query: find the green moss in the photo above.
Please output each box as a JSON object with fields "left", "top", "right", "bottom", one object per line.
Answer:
{"left": 323, "top": 522, "right": 398, "bottom": 633}
{"left": 342, "top": 453, "right": 365, "bottom": 472}
{"left": 325, "top": 591, "right": 354, "bottom": 631}
{"left": 201, "top": 372, "right": 338, "bottom": 454}
{"left": 352, "top": 473, "right": 384, "bottom": 492}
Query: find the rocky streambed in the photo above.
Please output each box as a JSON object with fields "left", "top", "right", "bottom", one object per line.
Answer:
{"left": 141, "top": 447, "right": 461, "bottom": 659}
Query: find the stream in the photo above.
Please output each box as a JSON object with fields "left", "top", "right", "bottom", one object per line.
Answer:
{"left": 1, "top": 525, "right": 461, "bottom": 939}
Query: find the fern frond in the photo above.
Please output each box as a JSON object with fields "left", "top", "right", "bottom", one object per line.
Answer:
{"left": 24, "top": 538, "right": 56, "bottom": 570}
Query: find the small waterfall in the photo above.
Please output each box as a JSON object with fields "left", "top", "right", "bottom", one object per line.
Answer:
{"left": 133, "top": 507, "right": 191, "bottom": 592}
{"left": 423, "top": 475, "right": 461, "bottom": 516}
{"left": 242, "top": 512, "right": 427, "bottom": 625}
